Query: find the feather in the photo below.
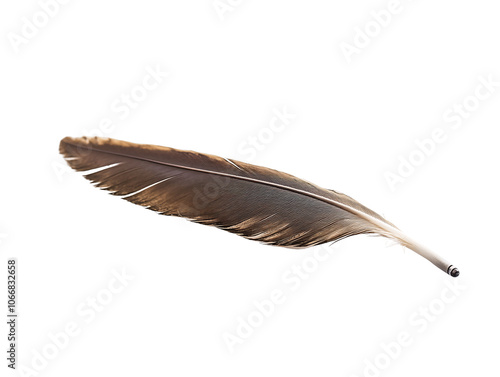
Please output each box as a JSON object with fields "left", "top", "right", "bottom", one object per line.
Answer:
{"left": 59, "top": 136, "right": 459, "bottom": 277}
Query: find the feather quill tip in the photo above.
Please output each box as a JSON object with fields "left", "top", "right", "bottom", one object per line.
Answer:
{"left": 447, "top": 265, "right": 460, "bottom": 278}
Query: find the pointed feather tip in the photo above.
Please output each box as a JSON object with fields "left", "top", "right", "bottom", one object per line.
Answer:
{"left": 60, "top": 136, "right": 92, "bottom": 147}
{"left": 60, "top": 136, "right": 105, "bottom": 156}
{"left": 59, "top": 136, "right": 73, "bottom": 156}
{"left": 59, "top": 136, "right": 83, "bottom": 153}
{"left": 60, "top": 136, "right": 82, "bottom": 144}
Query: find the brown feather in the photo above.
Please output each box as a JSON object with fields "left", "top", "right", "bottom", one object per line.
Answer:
{"left": 59, "top": 136, "right": 459, "bottom": 276}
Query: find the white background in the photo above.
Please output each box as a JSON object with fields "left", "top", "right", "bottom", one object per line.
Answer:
{"left": 1, "top": 1, "right": 499, "bottom": 376}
